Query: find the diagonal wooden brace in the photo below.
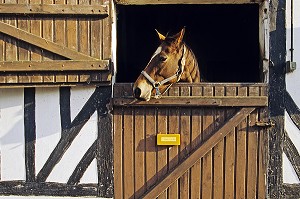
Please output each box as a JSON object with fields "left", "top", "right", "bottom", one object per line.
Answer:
{"left": 142, "top": 107, "right": 256, "bottom": 199}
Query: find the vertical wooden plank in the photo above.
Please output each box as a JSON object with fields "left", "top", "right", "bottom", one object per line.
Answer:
{"left": 0, "top": 0, "right": 4, "bottom": 83}
{"left": 224, "top": 86, "right": 236, "bottom": 199}
{"left": 134, "top": 107, "right": 145, "bottom": 198}
{"left": 30, "top": 0, "right": 43, "bottom": 83}
{"left": 235, "top": 86, "right": 248, "bottom": 199}
{"left": 167, "top": 86, "right": 179, "bottom": 199}
{"left": 113, "top": 108, "right": 123, "bottom": 199}
{"left": 66, "top": 0, "right": 78, "bottom": 82}
{"left": 5, "top": 0, "right": 17, "bottom": 62}
{"left": 213, "top": 85, "right": 225, "bottom": 199}
{"left": 30, "top": 0, "right": 42, "bottom": 61}
{"left": 101, "top": 0, "right": 111, "bottom": 60}
{"left": 247, "top": 86, "right": 259, "bottom": 198}
{"left": 78, "top": 0, "right": 90, "bottom": 56}
{"left": 157, "top": 107, "right": 168, "bottom": 199}
{"left": 179, "top": 86, "right": 191, "bottom": 199}
{"left": 42, "top": 0, "right": 54, "bottom": 61}
{"left": 123, "top": 108, "right": 134, "bottom": 199}
{"left": 201, "top": 85, "right": 213, "bottom": 199}
{"left": 91, "top": 0, "right": 102, "bottom": 59}
{"left": 53, "top": 0, "right": 65, "bottom": 50}
{"left": 17, "top": 0, "right": 30, "bottom": 83}
{"left": 0, "top": 0, "right": 4, "bottom": 62}
{"left": 190, "top": 85, "right": 202, "bottom": 199}
{"left": 3, "top": 3, "right": 18, "bottom": 84}
{"left": 66, "top": 0, "right": 77, "bottom": 51}
{"left": 113, "top": 86, "right": 126, "bottom": 199}
{"left": 258, "top": 87, "right": 267, "bottom": 198}
{"left": 54, "top": 0, "right": 66, "bottom": 82}
{"left": 145, "top": 108, "right": 157, "bottom": 191}
{"left": 17, "top": 0, "right": 29, "bottom": 61}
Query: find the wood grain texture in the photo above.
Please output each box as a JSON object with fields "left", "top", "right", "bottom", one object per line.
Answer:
{"left": 114, "top": 83, "right": 267, "bottom": 198}
{"left": 0, "top": 4, "right": 108, "bottom": 15}
{"left": 0, "top": 21, "right": 97, "bottom": 60}
{"left": 0, "top": 0, "right": 111, "bottom": 86}
{"left": 0, "top": 60, "right": 109, "bottom": 71}
{"left": 142, "top": 108, "right": 255, "bottom": 199}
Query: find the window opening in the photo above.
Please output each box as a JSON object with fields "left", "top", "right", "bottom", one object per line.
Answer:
{"left": 116, "top": 4, "right": 260, "bottom": 83}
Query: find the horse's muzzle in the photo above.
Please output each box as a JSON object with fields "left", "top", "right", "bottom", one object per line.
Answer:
{"left": 133, "top": 87, "right": 142, "bottom": 99}
{"left": 132, "top": 84, "right": 152, "bottom": 101}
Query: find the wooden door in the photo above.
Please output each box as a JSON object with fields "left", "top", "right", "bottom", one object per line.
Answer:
{"left": 113, "top": 83, "right": 268, "bottom": 199}
{"left": 0, "top": 1, "right": 112, "bottom": 87}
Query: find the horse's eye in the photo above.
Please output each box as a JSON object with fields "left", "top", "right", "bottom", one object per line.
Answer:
{"left": 159, "top": 56, "right": 167, "bottom": 62}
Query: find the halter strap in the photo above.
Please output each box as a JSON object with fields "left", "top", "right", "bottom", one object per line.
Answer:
{"left": 141, "top": 45, "right": 186, "bottom": 99}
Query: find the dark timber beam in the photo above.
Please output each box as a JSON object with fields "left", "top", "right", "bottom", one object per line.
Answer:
{"left": 268, "top": 0, "right": 286, "bottom": 198}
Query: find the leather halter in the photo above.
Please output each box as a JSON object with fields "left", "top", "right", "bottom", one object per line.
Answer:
{"left": 141, "top": 45, "right": 186, "bottom": 99}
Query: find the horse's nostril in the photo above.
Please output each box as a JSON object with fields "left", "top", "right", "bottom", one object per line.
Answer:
{"left": 134, "top": 87, "right": 142, "bottom": 98}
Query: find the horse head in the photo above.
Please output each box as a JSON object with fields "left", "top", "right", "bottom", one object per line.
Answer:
{"left": 133, "top": 28, "right": 200, "bottom": 101}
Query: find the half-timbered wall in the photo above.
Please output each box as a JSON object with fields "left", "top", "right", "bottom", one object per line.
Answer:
{"left": 282, "top": 0, "right": 300, "bottom": 197}
{"left": 0, "top": 86, "right": 113, "bottom": 198}
{"left": 0, "top": 0, "right": 114, "bottom": 198}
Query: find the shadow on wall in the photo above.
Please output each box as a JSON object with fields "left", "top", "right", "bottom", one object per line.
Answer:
{"left": 0, "top": 88, "right": 25, "bottom": 146}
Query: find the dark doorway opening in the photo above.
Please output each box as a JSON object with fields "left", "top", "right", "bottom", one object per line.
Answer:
{"left": 116, "top": 4, "right": 260, "bottom": 83}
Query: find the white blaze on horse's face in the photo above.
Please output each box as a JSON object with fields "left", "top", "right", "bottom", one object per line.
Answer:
{"left": 133, "top": 46, "right": 162, "bottom": 101}
{"left": 151, "top": 47, "right": 162, "bottom": 61}
{"left": 133, "top": 28, "right": 189, "bottom": 101}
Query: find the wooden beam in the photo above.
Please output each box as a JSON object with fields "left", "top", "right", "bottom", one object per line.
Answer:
{"left": 0, "top": 181, "right": 98, "bottom": 196}
{"left": 283, "top": 131, "right": 300, "bottom": 180}
{"left": 142, "top": 107, "right": 256, "bottom": 199}
{"left": 113, "top": 96, "right": 268, "bottom": 107}
{"left": 36, "top": 87, "right": 111, "bottom": 182}
{"left": 0, "top": 60, "right": 109, "bottom": 71}
{"left": 283, "top": 184, "right": 300, "bottom": 199}
{"left": 0, "top": 4, "right": 108, "bottom": 15}
{"left": 115, "top": 0, "right": 263, "bottom": 5}
{"left": 285, "top": 90, "right": 300, "bottom": 131}
{"left": 0, "top": 21, "right": 98, "bottom": 60}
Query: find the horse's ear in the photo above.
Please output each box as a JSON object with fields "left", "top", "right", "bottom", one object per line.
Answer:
{"left": 155, "top": 29, "right": 166, "bottom": 41}
{"left": 175, "top": 27, "right": 185, "bottom": 45}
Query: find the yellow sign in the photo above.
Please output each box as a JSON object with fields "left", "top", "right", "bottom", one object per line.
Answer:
{"left": 157, "top": 134, "right": 180, "bottom": 146}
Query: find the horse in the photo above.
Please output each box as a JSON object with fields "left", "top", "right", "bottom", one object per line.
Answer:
{"left": 133, "top": 28, "right": 201, "bottom": 101}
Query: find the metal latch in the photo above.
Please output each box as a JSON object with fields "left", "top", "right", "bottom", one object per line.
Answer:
{"left": 286, "top": 61, "right": 297, "bottom": 73}
{"left": 255, "top": 120, "right": 275, "bottom": 128}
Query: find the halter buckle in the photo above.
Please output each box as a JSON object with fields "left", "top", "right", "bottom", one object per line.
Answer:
{"left": 154, "top": 82, "right": 161, "bottom": 99}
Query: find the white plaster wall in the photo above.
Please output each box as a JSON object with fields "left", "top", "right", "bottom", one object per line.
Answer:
{"left": 284, "top": 0, "right": 300, "bottom": 183}
{"left": 1, "top": 86, "right": 98, "bottom": 185}
{"left": 35, "top": 87, "right": 61, "bottom": 179}
{"left": 0, "top": 88, "right": 25, "bottom": 181}
{"left": 46, "top": 87, "right": 98, "bottom": 183}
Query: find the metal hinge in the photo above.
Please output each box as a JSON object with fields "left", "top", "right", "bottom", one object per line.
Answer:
{"left": 255, "top": 120, "right": 275, "bottom": 128}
